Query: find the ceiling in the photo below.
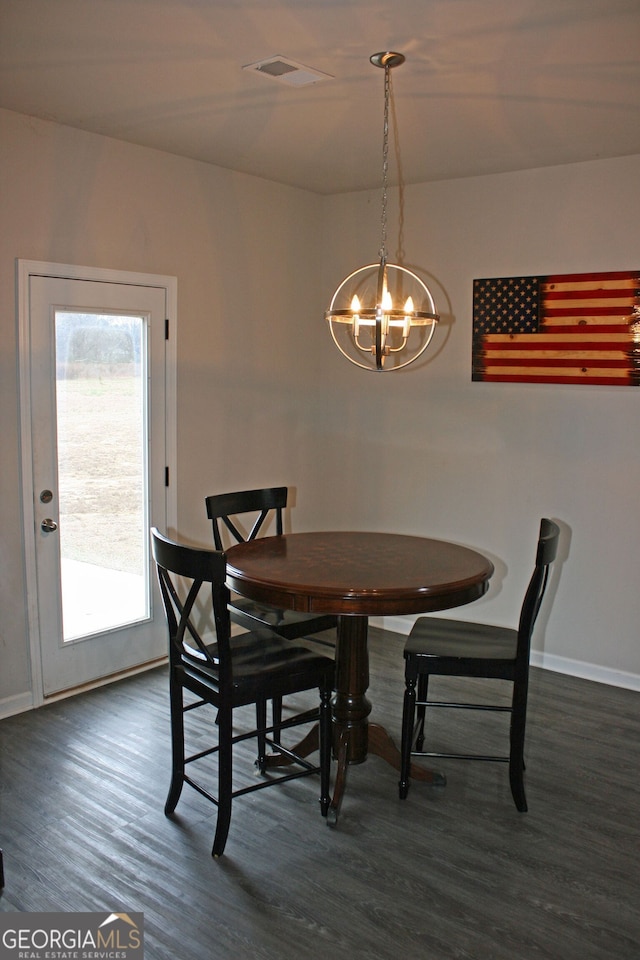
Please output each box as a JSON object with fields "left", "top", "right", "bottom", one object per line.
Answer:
{"left": 1, "top": 0, "right": 639, "bottom": 195}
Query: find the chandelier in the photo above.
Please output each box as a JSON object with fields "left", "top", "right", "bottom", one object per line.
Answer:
{"left": 325, "top": 52, "right": 439, "bottom": 371}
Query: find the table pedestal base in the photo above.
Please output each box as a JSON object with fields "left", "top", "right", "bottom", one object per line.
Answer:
{"left": 326, "top": 615, "right": 445, "bottom": 823}
{"left": 263, "top": 615, "right": 446, "bottom": 823}
{"left": 327, "top": 722, "right": 445, "bottom": 823}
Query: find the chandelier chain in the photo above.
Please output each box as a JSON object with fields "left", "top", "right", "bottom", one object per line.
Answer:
{"left": 379, "top": 64, "right": 391, "bottom": 265}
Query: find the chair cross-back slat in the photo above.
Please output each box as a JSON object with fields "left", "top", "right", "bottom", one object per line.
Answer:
{"left": 205, "top": 487, "right": 337, "bottom": 643}
{"left": 207, "top": 487, "right": 287, "bottom": 550}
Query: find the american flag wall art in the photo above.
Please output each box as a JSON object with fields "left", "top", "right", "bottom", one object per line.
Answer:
{"left": 472, "top": 271, "right": 640, "bottom": 386}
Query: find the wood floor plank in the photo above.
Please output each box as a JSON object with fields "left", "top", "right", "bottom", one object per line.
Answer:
{"left": 1, "top": 627, "right": 638, "bottom": 959}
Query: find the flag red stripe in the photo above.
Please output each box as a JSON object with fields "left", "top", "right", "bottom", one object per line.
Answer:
{"left": 483, "top": 331, "right": 631, "bottom": 339}
{"left": 543, "top": 288, "right": 637, "bottom": 302}
{"left": 540, "top": 322, "right": 631, "bottom": 332}
{"left": 544, "top": 305, "right": 632, "bottom": 317}
{"left": 545, "top": 271, "right": 639, "bottom": 284}
{"left": 482, "top": 344, "right": 629, "bottom": 353}
{"left": 479, "top": 374, "right": 631, "bottom": 386}
{"left": 484, "top": 357, "right": 630, "bottom": 369}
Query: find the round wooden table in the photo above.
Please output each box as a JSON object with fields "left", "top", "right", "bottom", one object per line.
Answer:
{"left": 226, "top": 531, "right": 494, "bottom": 820}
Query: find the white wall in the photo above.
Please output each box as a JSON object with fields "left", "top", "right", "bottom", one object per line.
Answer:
{"left": 1, "top": 106, "right": 638, "bottom": 715}
{"left": 0, "top": 108, "right": 326, "bottom": 711}
{"left": 317, "top": 157, "right": 640, "bottom": 686}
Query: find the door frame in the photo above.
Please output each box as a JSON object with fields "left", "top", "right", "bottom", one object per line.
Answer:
{"left": 18, "top": 259, "right": 177, "bottom": 707}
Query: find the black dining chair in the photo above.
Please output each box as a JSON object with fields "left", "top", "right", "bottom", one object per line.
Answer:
{"left": 205, "top": 486, "right": 337, "bottom": 643}
{"left": 399, "top": 518, "right": 560, "bottom": 812}
{"left": 151, "top": 528, "right": 333, "bottom": 858}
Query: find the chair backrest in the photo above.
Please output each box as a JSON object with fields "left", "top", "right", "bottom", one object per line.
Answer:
{"left": 205, "top": 487, "right": 288, "bottom": 550}
{"left": 150, "top": 527, "right": 232, "bottom": 677}
{"left": 517, "top": 518, "right": 560, "bottom": 661}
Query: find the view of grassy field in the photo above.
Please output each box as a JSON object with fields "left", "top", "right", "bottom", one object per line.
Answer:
{"left": 56, "top": 376, "right": 145, "bottom": 577}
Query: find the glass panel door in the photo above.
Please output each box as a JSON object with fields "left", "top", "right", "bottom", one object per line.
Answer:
{"left": 23, "top": 269, "right": 175, "bottom": 697}
{"left": 55, "top": 311, "right": 149, "bottom": 640}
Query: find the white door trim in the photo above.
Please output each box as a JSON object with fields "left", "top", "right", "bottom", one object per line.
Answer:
{"left": 17, "top": 259, "right": 177, "bottom": 707}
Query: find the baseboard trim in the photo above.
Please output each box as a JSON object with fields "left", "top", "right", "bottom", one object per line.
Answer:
{"left": 0, "top": 690, "right": 35, "bottom": 720}
{"left": 370, "top": 616, "right": 640, "bottom": 692}
{"left": 0, "top": 657, "right": 168, "bottom": 720}
{"left": 529, "top": 651, "right": 640, "bottom": 692}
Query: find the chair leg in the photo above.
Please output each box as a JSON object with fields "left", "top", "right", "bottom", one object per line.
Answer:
{"left": 164, "top": 675, "right": 185, "bottom": 816}
{"left": 212, "top": 710, "right": 233, "bottom": 858}
{"left": 319, "top": 685, "right": 331, "bottom": 817}
{"left": 415, "top": 673, "right": 429, "bottom": 751}
{"left": 399, "top": 676, "right": 417, "bottom": 799}
{"left": 509, "top": 761, "right": 527, "bottom": 812}
{"left": 255, "top": 697, "right": 268, "bottom": 773}
{"left": 509, "top": 686, "right": 528, "bottom": 812}
{"left": 272, "top": 695, "right": 283, "bottom": 744}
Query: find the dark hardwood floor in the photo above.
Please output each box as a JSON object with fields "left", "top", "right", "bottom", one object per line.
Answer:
{"left": 1, "top": 627, "right": 638, "bottom": 960}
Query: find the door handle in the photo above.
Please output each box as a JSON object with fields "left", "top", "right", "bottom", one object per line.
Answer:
{"left": 41, "top": 518, "right": 58, "bottom": 533}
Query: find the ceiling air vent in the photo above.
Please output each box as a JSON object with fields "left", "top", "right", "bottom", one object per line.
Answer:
{"left": 243, "top": 56, "right": 333, "bottom": 87}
